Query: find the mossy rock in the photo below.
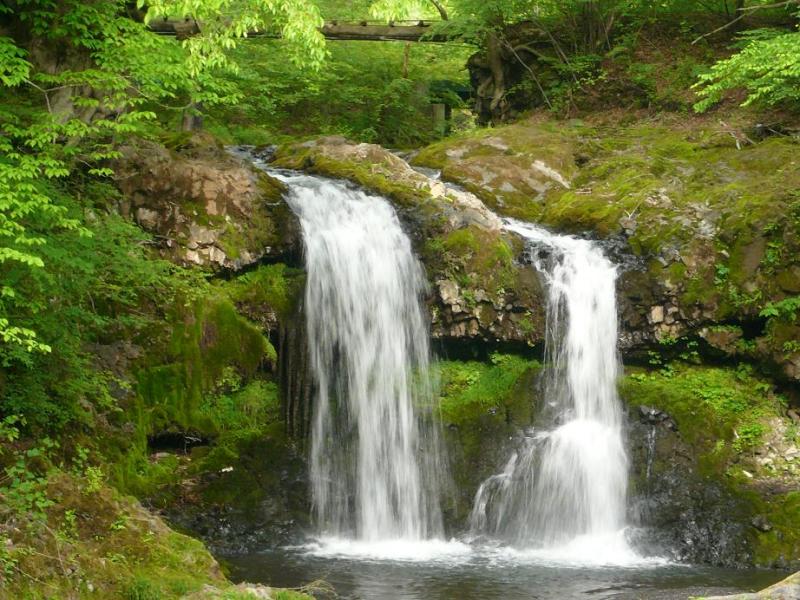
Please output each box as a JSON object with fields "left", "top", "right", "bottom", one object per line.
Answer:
{"left": 115, "top": 135, "right": 300, "bottom": 271}
{"left": 416, "top": 118, "right": 800, "bottom": 379}
{"left": 435, "top": 354, "right": 541, "bottom": 525}
{"left": 1, "top": 472, "right": 226, "bottom": 599}
{"left": 414, "top": 118, "right": 576, "bottom": 220}
{"left": 621, "top": 363, "right": 800, "bottom": 567}
{"left": 273, "top": 136, "right": 547, "bottom": 347}
{"left": 106, "top": 290, "right": 276, "bottom": 498}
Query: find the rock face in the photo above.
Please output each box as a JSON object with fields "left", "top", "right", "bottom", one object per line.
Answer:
{"left": 115, "top": 134, "right": 300, "bottom": 271}
{"left": 413, "top": 118, "right": 800, "bottom": 382}
{"left": 271, "top": 136, "right": 547, "bottom": 347}
{"left": 627, "top": 405, "right": 755, "bottom": 566}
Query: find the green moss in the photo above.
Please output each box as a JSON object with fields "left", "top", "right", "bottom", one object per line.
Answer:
{"left": 417, "top": 119, "right": 800, "bottom": 267}
{"left": 109, "top": 293, "right": 274, "bottom": 496}
{"left": 434, "top": 354, "right": 541, "bottom": 519}
{"left": 137, "top": 296, "right": 272, "bottom": 430}
{"left": 2, "top": 472, "right": 225, "bottom": 599}
{"left": 437, "top": 354, "right": 540, "bottom": 461}
{"left": 437, "top": 354, "right": 540, "bottom": 424}
{"left": 620, "top": 364, "right": 783, "bottom": 473}
{"left": 442, "top": 228, "right": 481, "bottom": 255}
{"left": 426, "top": 225, "right": 520, "bottom": 304}
{"left": 621, "top": 362, "right": 799, "bottom": 565}
{"left": 414, "top": 121, "right": 578, "bottom": 224}
{"left": 751, "top": 491, "right": 800, "bottom": 567}
{"left": 222, "top": 263, "right": 305, "bottom": 320}
{"left": 272, "top": 144, "right": 433, "bottom": 211}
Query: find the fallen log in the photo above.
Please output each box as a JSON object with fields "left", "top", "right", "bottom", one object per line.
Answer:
{"left": 147, "top": 18, "right": 448, "bottom": 42}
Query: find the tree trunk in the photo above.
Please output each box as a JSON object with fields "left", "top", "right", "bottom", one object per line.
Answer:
{"left": 181, "top": 102, "right": 204, "bottom": 131}
{"left": 486, "top": 31, "right": 506, "bottom": 113}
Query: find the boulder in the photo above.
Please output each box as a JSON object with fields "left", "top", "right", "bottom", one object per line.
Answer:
{"left": 115, "top": 134, "right": 300, "bottom": 271}
{"left": 272, "top": 136, "right": 547, "bottom": 347}
{"left": 702, "top": 571, "right": 800, "bottom": 599}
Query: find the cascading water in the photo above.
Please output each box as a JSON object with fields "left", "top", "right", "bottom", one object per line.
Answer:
{"left": 275, "top": 171, "right": 443, "bottom": 544}
{"left": 470, "top": 218, "right": 631, "bottom": 559}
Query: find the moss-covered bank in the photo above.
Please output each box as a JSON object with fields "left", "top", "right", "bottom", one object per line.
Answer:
{"left": 434, "top": 354, "right": 541, "bottom": 522}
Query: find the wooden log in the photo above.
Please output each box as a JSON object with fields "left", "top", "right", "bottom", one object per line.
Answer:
{"left": 320, "top": 22, "right": 441, "bottom": 42}
{"left": 147, "top": 18, "right": 447, "bottom": 42}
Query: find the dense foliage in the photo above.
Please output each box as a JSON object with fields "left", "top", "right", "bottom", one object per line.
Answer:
{"left": 1, "top": 0, "right": 800, "bottom": 594}
{"left": 695, "top": 25, "right": 800, "bottom": 110}
{"left": 205, "top": 40, "right": 470, "bottom": 146}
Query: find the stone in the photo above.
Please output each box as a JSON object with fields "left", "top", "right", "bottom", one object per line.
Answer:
{"left": 777, "top": 266, "right": 800, "bottom": 293}
{"left": 429, "top": 181, "right": 447, "bottom": 198}
{"left": 650, "top": 305, "right": 665, "bottom": 324}
{"left": 114, "top": 136, "right": 299, "bottom": 271}
{"left": 135, "top": 207, "right": 160, "bottom": 229}
{"left": 437, "top": 280, "right": 460, "bottom": 306}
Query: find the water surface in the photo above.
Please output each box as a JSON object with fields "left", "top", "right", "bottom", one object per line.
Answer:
{"left": 226, "top": 544, "right": 784, "bottom": 599}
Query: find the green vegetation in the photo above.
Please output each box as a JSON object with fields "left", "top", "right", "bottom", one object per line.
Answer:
{"left": 207, "top": 40, "right": 471, "bottom": 147}
{"left": 621, "top": 361, "right": 799, "bottom": 565}
{"left": 0, "top": 411, "right": 224, "bottom": 599}
{"left": 434, "top": 353, "right": 541, "bottom": 517}
{"left": 620, "top": 363, "right": 785, "bottom": 472}
{"left": 436, "top": 353, "right": 540, "bottom": 426}
{"left": 427, "top": 226, "right": 517, "bottom": 300}
{"left": 695, "top": 26, "right": 800, "bottom": 111}
{"left": 2, "top": 0, "right": 800, "bottom": 590}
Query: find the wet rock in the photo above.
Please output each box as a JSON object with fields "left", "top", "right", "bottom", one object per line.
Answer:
{"left": 649, "top": 305, "right": 665, "bottom": 324}
{"left": 638, "top": 405, "right": 677, "bottom": 431}
{"left": 163, "top": 436, "right": 310, "bottom": 555}
{"left": 700, "top": 326, "right": 744, "bottom": 356}
{"left": 627, "top": 409, "right": 753, "bottom": 567}
{"left": 751, "top": 515, "right": 773, "bottom": 532}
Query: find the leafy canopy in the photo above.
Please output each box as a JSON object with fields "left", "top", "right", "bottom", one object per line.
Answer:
{"left": 0, "top": 0, "right": 419, "bottom": 357}
{"left": 695, "top": 26, "right": 800, "bottom": 110}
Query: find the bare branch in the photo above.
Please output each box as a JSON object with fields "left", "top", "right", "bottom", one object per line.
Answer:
{"left": 693, "top": 0, "right": 799, "bottom": 44}
{"left": 692, "top": 11, "right": 747, "bottom": 43}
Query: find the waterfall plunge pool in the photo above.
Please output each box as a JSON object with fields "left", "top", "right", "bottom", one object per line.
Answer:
{"left": 225, "top": 151, "right": 788, "bottom": 600}
{"left": 224, "top": 541, "right": 785, "bottom": 599}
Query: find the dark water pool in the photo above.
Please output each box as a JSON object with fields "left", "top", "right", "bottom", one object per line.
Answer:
{"left": 224, "top": 541, "right": 785, "bottom": 600}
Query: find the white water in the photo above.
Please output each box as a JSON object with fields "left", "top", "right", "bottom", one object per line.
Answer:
{"left": 276, "top": 172, "right": 443, "bottom": 543}
{"left": 470, "top": 218, "right": 631, "bottom": 560}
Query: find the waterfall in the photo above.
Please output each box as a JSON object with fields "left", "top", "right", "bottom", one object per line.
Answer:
{"left": 470, "top": 218, "right": 630, "bottom": 556}
{"left": 276, "top": 171, "right": 443, "bottom": 542}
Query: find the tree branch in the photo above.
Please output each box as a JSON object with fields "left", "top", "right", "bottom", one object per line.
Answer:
{"left": 693, "top": 0, "right": 799, "bottom": 44}
{"left": 430, "top": 0, "right": 448, "bottom": 21}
